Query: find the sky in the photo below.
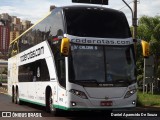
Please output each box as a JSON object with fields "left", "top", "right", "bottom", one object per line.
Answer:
{"left": 0, "top": 0, "right": 160, "bottom": 26}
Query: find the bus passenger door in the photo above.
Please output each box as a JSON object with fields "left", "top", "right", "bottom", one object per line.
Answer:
{"left": 57, "top": 58, "right": 66, "bottom": 107}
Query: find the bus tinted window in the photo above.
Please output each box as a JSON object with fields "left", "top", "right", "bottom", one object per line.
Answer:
{"left": 69, "top": 44, "right": 136, "bottom": 86}
{"left": 18, "top": 59, "right": 50, "bottom": 82}
{"left": 64, "top": 7, "right": 131, "bottom": 38}
{"left": 18, "top": 11, "right": 64, "bottom": 53}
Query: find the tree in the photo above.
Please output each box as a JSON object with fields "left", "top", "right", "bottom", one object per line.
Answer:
{"left": 138, "top": 15, "right": 160, "bottom": 42}
{"left": 136, "top": 15, "right": 160, "bottom": 91}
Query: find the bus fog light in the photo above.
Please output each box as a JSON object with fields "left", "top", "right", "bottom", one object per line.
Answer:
{"left": 132, "top": 100, "right": 136, "bottom": 105}
{"left": 71, "top": 101, "right": 77, "bottom": 106}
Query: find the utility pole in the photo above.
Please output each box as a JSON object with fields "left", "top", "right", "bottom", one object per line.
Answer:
{"left": 122, "top": 0, "right": 138, "bottom": 52}
{"left": 133, "top": 0, "right": 138, "bottom": 43}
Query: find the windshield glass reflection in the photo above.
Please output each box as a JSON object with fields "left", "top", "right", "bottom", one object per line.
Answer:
{"left": 69, "top": 44, "right": 136, "bottom": 86}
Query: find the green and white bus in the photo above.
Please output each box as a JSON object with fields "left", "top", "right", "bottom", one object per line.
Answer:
{"left": 8, "top": 5, "right": 137, "bottom": 115}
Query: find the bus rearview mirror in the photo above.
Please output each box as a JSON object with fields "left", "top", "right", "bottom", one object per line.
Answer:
{"left": 61, "top": 38, "right": 70, "bottom": 56}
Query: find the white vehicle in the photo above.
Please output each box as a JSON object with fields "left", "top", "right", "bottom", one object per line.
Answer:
{"left": 8, "top": 5, "right": 137, "bottom": 115}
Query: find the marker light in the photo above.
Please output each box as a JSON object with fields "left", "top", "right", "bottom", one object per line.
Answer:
{"left": 53, "top": 37, "right": 59, "bottom": 41}
{"left": 132, "top": 100, "right": 136, "bottom": 105}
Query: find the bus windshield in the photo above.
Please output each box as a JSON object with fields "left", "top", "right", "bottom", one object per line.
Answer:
{"left": 69, "top": 44, "right": 136, "bottom": 87}
{"left": 64, "top": 6, "right": 131, "bottom": 38}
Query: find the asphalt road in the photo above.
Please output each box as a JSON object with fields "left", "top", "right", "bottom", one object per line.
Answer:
{"left": 0, "top": 88, "right": 160, "bottom": 120}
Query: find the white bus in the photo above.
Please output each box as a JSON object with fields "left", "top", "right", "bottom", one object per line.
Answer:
{"left": 8, "top": 5, "right": 137, "bottom": 115}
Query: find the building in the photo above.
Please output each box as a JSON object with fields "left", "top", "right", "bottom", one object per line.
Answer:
{"left": 11, "top": 16, "right": 23, "bottom": 31}
{"left": 0, "top": 25, "right": 10, "bottom": 58}
{"left": 10, "top": 30, "right": 21, "bottom": 43}
{"left": 0, "top": 13, "right": 11, "bottom": 26}
{"left": 22, "top": 20, "right": 32, "bottom": 30}
{"left": 12, "top": 16, "right": 20, "bottom": 25}
{"left": 0, "top": 13, "right": 11, "bottom": 21}
{"left": 0, "top": 13, "right": 33, "bottom": 59}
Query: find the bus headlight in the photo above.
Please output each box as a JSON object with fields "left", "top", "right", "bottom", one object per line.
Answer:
{"left": 124, "top": 89, "right": 136, "bottom": 98}
{"left": 69, "top": 89, "right": 88, "bottom": 99}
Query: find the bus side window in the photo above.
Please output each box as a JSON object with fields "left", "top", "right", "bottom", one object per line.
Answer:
{"left": 29, "top": 61, "right": 40, "bottom": 82}
{"left": 57, "top": 59, "right": 66, "bottom": 88}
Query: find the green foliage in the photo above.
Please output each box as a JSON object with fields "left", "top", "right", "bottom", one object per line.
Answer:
{"left": 138, "top": 15, "right": 160, "bottom": 41}
{"left": 137, "top": 75, "right": 143, "bottom": 82}
{"left": 156, "top": 64, "right": 160, "bottom": 79}
{"left": 135, "top": 41, "right": 143, "bottom": 83}
{"left": 137, "top": 92, "right": 160, "bottom": 106}
{"left": 136, "top": 15, "right": 160, "bottom": 81}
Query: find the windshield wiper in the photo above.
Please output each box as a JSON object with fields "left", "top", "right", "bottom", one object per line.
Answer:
{"left": 72, "top": 79, "right": 99, "bottom": 87}
{"left": 115, "top": 79, "right": 136, "bottom": 85}
{"left": 75, "top": 79, "right": 98, "bottom": 83}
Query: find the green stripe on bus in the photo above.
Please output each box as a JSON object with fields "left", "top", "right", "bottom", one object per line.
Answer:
{"left": 19, "top": 99, "right": 113, "bottom": 111}
{"left": 53, "top": 105, "right": 69, "bottom": 110}
{"left": 19, "top": 98, "right": 46, "bottom": 106}
{"left": 53, "top": 105, "right": 112, "bottom": 111}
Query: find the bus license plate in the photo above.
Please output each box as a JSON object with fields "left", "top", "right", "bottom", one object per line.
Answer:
{"left": 100, "top": 101, "right": 112, "bottom": 106}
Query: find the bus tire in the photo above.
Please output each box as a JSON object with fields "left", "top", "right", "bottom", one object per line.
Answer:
{"left": 13, "top": 87, "right": 18, "bottom": 104}
{"left": 12, "top": 87, "right": 14, "bottom": 103}
{"left": 46, "top": 91, "right": 59, "bottom": 116}
{"left": 16, "top": 88, "right": 23, "bottom": 105}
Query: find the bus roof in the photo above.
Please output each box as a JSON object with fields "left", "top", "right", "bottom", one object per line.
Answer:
{"left": 61, "top": 5, "right": 123, "bottom": 14}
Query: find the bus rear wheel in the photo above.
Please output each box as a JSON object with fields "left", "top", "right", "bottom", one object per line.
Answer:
{"left": 13, "top": 88, "right": 17, "bottom": 104}
{"left": 12, "top": 87, "right": 14, "bottom": 103}
{"left": 16, "top": 89, "right": 22, "bottom": 105}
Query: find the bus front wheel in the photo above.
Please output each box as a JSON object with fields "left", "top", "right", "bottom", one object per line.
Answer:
{"left": 46, "top": 91, "right": 59, "bottom": 116}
